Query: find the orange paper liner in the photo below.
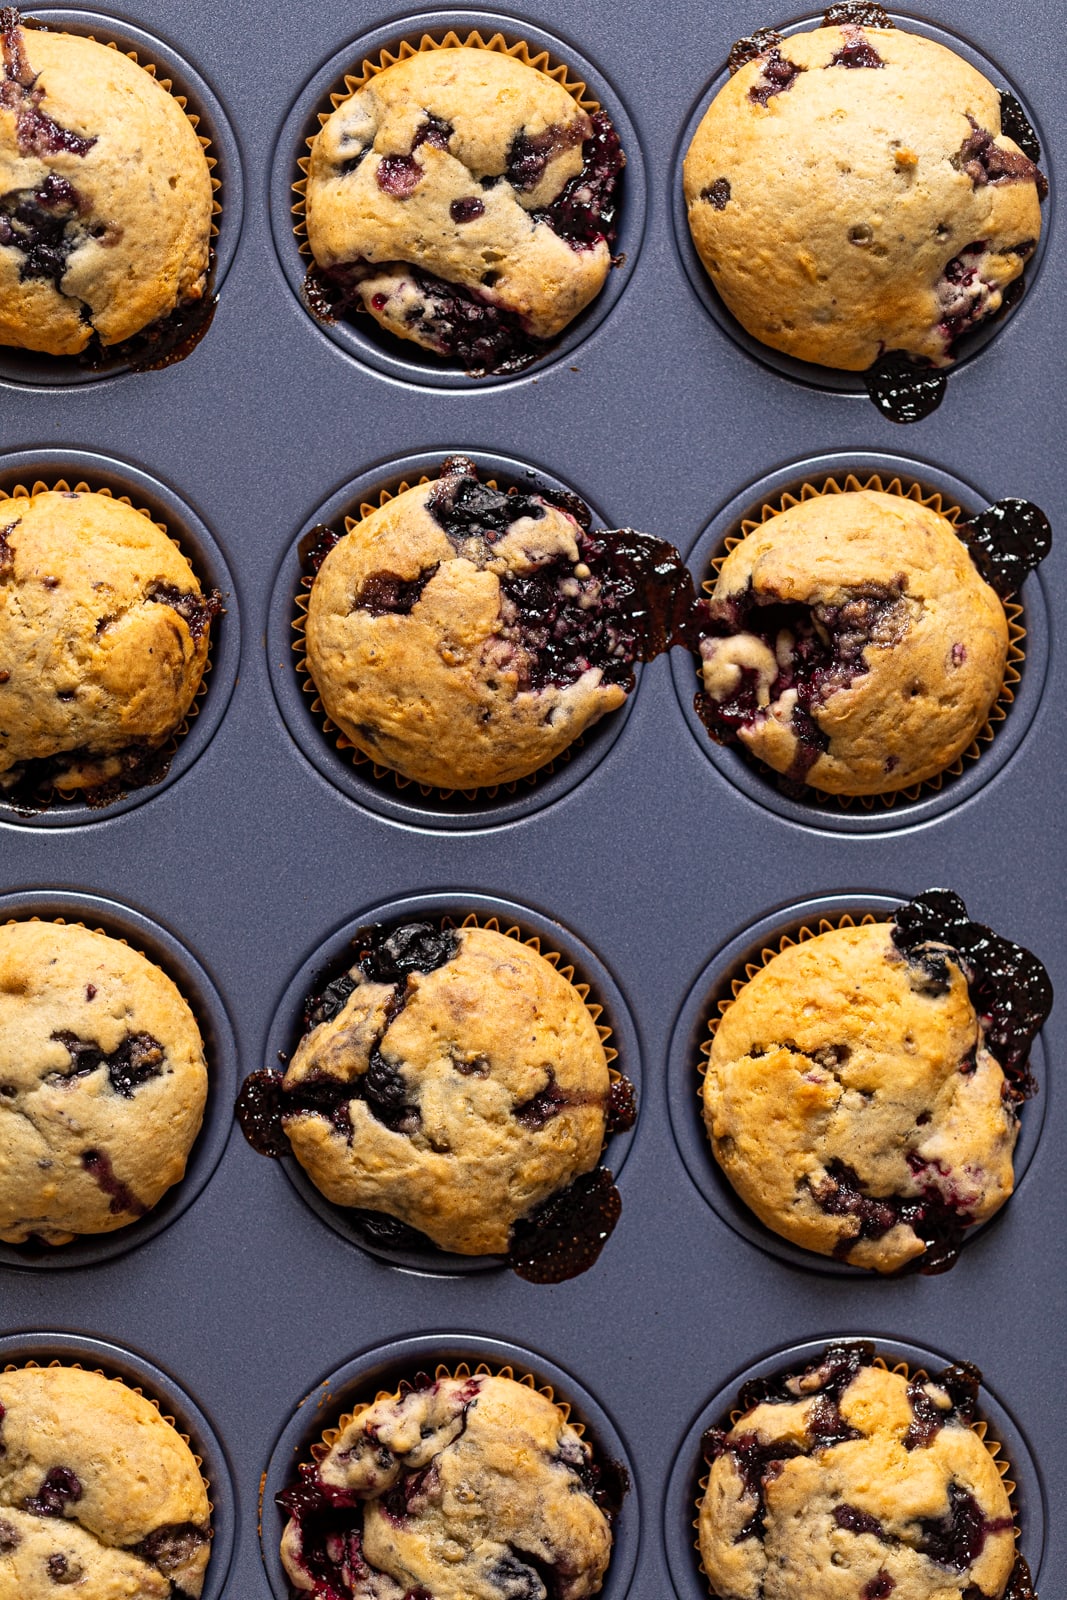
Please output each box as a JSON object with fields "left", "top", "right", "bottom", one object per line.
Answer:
{"left": 0, "top": 478, "right": 217, "bottom": 804}
{"left": 692, "top": 1352, "right": 1020, "bottom": 1592}
{"left": 291, "top": 28, "right": 600, "bottom": 262}
{"left": 1, "top": 1357, "right": 214, "bottom": 1514}
{"left": 292, "top": 476, "right": 586, "bottom": 803}
{"left": 699, "top": 472, "right": 1026, "bottom": 810}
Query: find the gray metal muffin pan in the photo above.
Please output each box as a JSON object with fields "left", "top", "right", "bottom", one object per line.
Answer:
{"left": 0, "top": 1, "right": 1062, "bottom": 1596}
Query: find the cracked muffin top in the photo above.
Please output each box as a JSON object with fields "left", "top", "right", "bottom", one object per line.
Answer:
{"left": 698, "top": 1342, "right": 1026, "bottom": 1600}
{"left": 304, "top": 46, "right": 624, "bottom": 374}
{"left": 0, "top": 919, "right": 209, "bottom": 1246}
{"left": 0, "top": 8, "right": 214, "bottom": 357}
{"left": 702, "top": 892, "right": 1051, "bottom": 1273}
{"left": 694, "top": 489, "right": 1010, "bottom": 796}
{"left": 266, "top": 920, "right": 619, "bottom": 1259}
{"left": 0, "top": 489, "right": 220, "bottom": 807}
{"left": 304, "top": 456, "right": 687, "bottom": 791}
{"left": 279, "top": 1371, "right": 624, "bottom": 1600}
{"left": 0, "top": 1364, "right": 211, "bottom": 1598}
{"left": 683, "top": 12, "right": 1046, "bottom": 371}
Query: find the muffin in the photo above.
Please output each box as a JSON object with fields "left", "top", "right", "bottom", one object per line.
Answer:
{"left": 702, "top": 890, "right": 1051, "bottom": 1272}
{"left": 0, "top": 7, "right": 214, "bottom": 357}
{"left": 693, "top": 488, "right": 1017, "bottom": 795}
{"left": 237, "top": 918, "right": 636, "bottom": 1277}
{"left": 698, "top": 1341, "right": 1027, "bottom": 1600}
{"left": 0, "top": 487, "right": 221, "bottom": 805}
{"left": 0, "top": 919, "right": 209, "bottom": 1245}
{"left": 303, "top": 456, "right": 691, "bottom": 790}
{"left": 0, "top": 1364, "right": 211, "bottom": 1597}
{"left": 279, "top": 1371, "right": 624, "bottom": 1599}
{"left": 683, "top": 11, "right": 1046, "bottom": 372}
{"left": 303, "top": 44, "right": 624, "bottom": 373}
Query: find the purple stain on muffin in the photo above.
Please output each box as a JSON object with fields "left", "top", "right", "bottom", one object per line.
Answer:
{"left": 506, "top": 120, "right": 585, "bottom": 192}
{"left": 81, "top": 1149, "right": 148, "bottom": 1217}
{"left": 829, "top": 28, "right": 885, "bottom": 69}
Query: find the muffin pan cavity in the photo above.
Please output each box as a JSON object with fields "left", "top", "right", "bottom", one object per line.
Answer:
{"left": 666, "top": 893, "right": 1049, "bottom": 1278}
{"left": 0, "top": 449, "right": 240, "bottom": 827}
{"left": 0, "top": 889, "right": 238, "bottom": 1270}
{"left": 249, "top": 890, "right": 642, "bottom": 1277}
{"left": 670, "top": 453, "right": 1050, "bottom": 834}
{"left": 0, "top": 9, "right": 244, "bottom": 388}
{"left": 664, "top": 1336, "right": 1045, "bottom": 1600}
{"left": 270, "top": 10, "right": 646, "bottom": 389}
{"left": 259, "top": 1332, "right": 639, "bottom": 1600}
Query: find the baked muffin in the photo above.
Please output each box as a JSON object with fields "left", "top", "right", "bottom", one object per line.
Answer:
{"left": 304, "top": 456, "right": 691, "bottom": 790}
{"left": 0, "top": 7, "right": 214, "bottom": 357}
{"left": 0, "top": 487, "right": 221, "bottom": 805}
{"left": 304, "top": 45, "right": 624, "bottom": 373}
{"left": 683, "top": 10, "right": 1046, "bottom": 372}
{"left": 0, "top": 919, "right": 208, "bottom": 1245}
{"left": 237, "top": 918, "right": 636, "bottom": 1276}
{"left": 698, "top": 1342, "right": 1028, "bottom": 1600}
{"left": 279, "top": 1371, "right": 624, "bottom": 1600}
{"left": 693, "top": 489, "right": 1012, "bottom": 795}
{"left": 0, "top": 1364, "right": 211, "bottom": 1597}
{"left": 702, "top": 890, "right": 1051, "bottom": 1272}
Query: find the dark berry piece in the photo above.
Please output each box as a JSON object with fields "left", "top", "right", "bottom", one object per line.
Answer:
{"left": 24, "top": 1466, "right": 83, "bottom": 1517}
{"left": 864, "top": 352, "right": 947, "bottom": 423}
{"left": 145, "top": 582, "right": 223, "bottom": 643}
{"left": 355, "top": 921, "right": 459, "bottom": 985}
{"left": 426, "top": 458, "right": 549, "bottom": 544}
{"left": 506, "top": 121, "right": 584, "bottom": 193}
{"left": 450, "top": 196, "right": 485, "bottom": 224}
{"left": 513, "top": 1069, "right": 570, "bottom": 1129}
{"left": 130, "top": 1521, "right": 208, "bottom": 1576}
{"left": 508, "top": 1166, "right": 621, "bottom": 1282}
{"left": 50, "top": 1029, "right": 166, "bottom": 1098}
{"left": 863, "top": 1575, "right": 896, "bottom": 1599}
{"left": 0, "top": 519, "right": 16, "bottom": 577}
{"left": 748, "top": 49, "right": 804, "bottom": 106}
{"left": 531, "top": 112, "right": 625, "bottom": 249}
{"left": 957, "top": 119, "right": 1047, "bottom": 199}
{"left": 375, "top": 154, "right": 423, "bottom": 198}
{"left": 701, "top": 177, "right": 731, "bottom": 208}
{"left": 834, "top": 1504, "right": 888, "bottom": 1538}
{"left": 0, "top": 1519, "right": 18, "bottom": 1552}
{"left": 411, "top": 113, "right": 453, "bottom": 152}
{"left": 353, "top": 565, "right": 440, "bottom": 615}
{"left": 47, "top": 1552, "right": 81, "bottom": 1584}
{"left": 303, "top": 971, "right": 357, "bottom": 1031}
{"left": 1003, "top": 1553, "right": 1037, "bottom": 1600}
{"left": 830, "top": 31, "right": 885, "bottom": 68}
{"left": 0, "top": 174, "right": 85, "bottom": 287}
{"left": 957, "top": 498, "right": 1051, "bottom": 598}
{"left": 346, "top": 1207, "right": 435, "bottom": 1252}
{"left": 916, "top": 1483, "right": 1013, "bottom": 1570}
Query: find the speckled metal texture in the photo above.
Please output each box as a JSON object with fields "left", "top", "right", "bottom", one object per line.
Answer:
{"left": 0, "top": 3, "right": 1062, "bottom": 1598}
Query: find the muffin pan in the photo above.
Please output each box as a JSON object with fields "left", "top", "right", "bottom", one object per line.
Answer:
{"left": 0, "top": 2, "right": 1062, "bottom": 1598}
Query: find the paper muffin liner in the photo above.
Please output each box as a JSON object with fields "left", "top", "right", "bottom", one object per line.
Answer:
{"left": 291, "top": 475, "right": 591, "bottom": 804}
{"left": 1, "top": 1356, "right": 215, "bottom": 1518}
{"left": 698, "top": 471, "right": 1027, "bottom": 810}
{"left": 12, "top": 16, "right": 223, "bottom": 366}
{"left": 0, "top": 477, "right": 217, "bottom": 809}
{"left": 691, "top": 1352, "right": 1022, "bottom": 1594}
{"left": 291, "top": 26, "right": 601, "bottom": 278}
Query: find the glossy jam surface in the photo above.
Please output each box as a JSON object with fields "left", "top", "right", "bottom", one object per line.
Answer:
{"left": 864, "top": 354, "right": 948, "bottom": 423}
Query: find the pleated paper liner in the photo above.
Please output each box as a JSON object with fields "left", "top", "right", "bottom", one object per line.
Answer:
{"left": 272, "top": 906, "right": 628, "bottom": 1278}
{"left": 691, "top": 1353, "right": 1025, "bottom": 1599}
{"left": 292, "top": 24, "right": 601, "bottom": 277}
{"left": 1, "top": 1357, "right": 215, "bottom": 1515}
{"left": 0, "top": 478, "right": 218, "bottom": 815}
{"left": 292, "top": 474, "right": 592, "bottom": 816}
{"left": 7, "top": 12, "right": 223, "bottom": 376}
{"left": 697, "top": 471, "right": 1026, "bottom": 812}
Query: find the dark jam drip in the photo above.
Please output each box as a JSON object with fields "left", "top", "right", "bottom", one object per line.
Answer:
{"left": 530, "top": 111, "right": 625, "bottom": 249}
{"left": 891, "top": 889, "right": 1052, "bottom": 1093}
{"left": 606, "top": 1074, "right": 637, "bottom": 1132}
{"left": 693, "top": 582, "right": 909, "bottom": 778}
{"left": 81, "top": 286, "right": 219, "bottom": 375}
{"left": 353, "top": 564, "right": 439, "bottom": 616}
{"left": 426, "top": 456, "right": 555, "bottom": 543}
{"left": 0, "top": 740, "right": 173, "bottom": 815}
{"left": 957, "top": 498, "right": 1051, "bottom": 598}
{"left": 234, "top": 1070, "right": 290, "bottom": 1157}
{"left": 823, "top": 3, "right": 894, "bottom": 24}
{"left": 736, "top": 1340, "right": 874, "bottom": 1413}
{"left": 508, "top": 1166, "right": 621, "bottom": 1282}
{"left": 1, "top": 10, "right": 97, "bottom": 158}
{"left": 277, "top": 1467, "right": 372, "bottom": 1596}
{"left": 1003, "top": 1553, "right": 1037, "bottom": 1600}
{"left": 23, "top": 1466, "right": 83, "bottom": 1517}
{"left": 958, "top": 120, "right": 1047, "bottom": 199}
{"left": 81, "top": 1149, "right": 147, "bottom": 1216}
{"left": 0, "top": 174, "right": 86, "bottom": 285}
{"left": 812, "top": 1158, "right": 970, "bottom": 1274}
{"left": 50, "top": 1029, "right": 165, "bottom": 1097}
{"left": 864, "top": 352, "right": 948, "bottom": 423}
{"left": 298, "top": 523, "right": 342, "bottom": 577}
{"left": 999, "top": 91, "right": 1041, "bottom": 163}
{"left": 916, "top": 1483, "right": 1014, "bottom": 1570}
{"left": 499, "top": 526, "right": 698, "bottom": 693}
{"left": 728, "top": 28, "right": 782, "bottom": 74}
{"left": 146, "top": 582, "right": 224, "bottom": 642}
